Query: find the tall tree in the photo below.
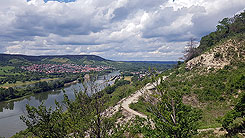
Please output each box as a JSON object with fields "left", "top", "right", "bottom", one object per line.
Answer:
{"left": 20, "top": 101, "right": 67, "bottom": 137}
{"left": 181, "top": 38, "right": 199, "bottom": 61}
{"left": 131, "top": 79, "right": 202, "bottom": 138}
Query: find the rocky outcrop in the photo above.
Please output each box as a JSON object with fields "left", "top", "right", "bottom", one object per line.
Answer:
{"left": 186, "top": 39, "right": 245, "bottom": 71}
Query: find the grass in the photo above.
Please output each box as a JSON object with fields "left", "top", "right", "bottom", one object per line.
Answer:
{"left": 124, "top": 76, "right": 133, "bottom": 82}
{"left": 193, "top": 130, "right": 225, "bottom": 138}
{"left": 83, "top": 60, "right": 94, "bottom": 65}
{"left": 0, "top": 78, "right": 58, "bottom": 88}
{"left": 129, "top": 96, "right": 231, "bottom": 129}
{"left": 129, "top": 96, "right": 151, "bottom": 116}
{"left": 105, "top": 84, "right": 137, "bottom": 107}
{"left": 49, "top": 58, "right": 69, "bottom": 63}
{"left": 127, "top": 90, "right": 232, "bottom": 129}
{"left": 0, "top": 66, "right": 16, "bottom": 75}
{"left": 9, "top": 59, "right": 25, "bottom": 64}
{"left": 198, "top": 102, "right": 231, "bottom": 129}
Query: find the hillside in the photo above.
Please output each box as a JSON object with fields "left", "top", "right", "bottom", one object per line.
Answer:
{"left": 160, "top": 39, "right": 244, "bottom": 138}
{"left": 127, "top": 11, "right": 245, "bottom": 137}
{"left": 0, "top": 54, "right": 175, "bottom": 71}
{"left": 0, "top": 54, "right": 108, "bottom": 66}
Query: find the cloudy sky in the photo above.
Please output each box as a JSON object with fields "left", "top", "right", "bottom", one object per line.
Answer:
{"left": 0, "top": 0, "right": 244, "bottom": 61}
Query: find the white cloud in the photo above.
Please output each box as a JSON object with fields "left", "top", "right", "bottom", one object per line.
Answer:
{"left": 0, "top": 0, "right": 244, "bottom": 61}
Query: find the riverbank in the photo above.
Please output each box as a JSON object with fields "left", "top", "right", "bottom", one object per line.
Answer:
{"left": 0, "top": 78, "right": 59, "bottom": 88}
{"left": 0, "top": 77, "right": 80, "bottom": 102}
{"left": 0, "top": 80, "right": 80, "bottom": 103}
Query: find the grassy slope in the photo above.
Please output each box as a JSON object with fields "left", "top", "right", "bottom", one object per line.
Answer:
{"left": 0, "top": 66, "right": 16, "bottom": 75}
{"left": 129, "top": 36, "right": 245, "bottom": 129}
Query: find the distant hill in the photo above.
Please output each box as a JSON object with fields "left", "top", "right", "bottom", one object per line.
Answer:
{"left": 0, "top": 54, "right": 108, "bottom": 66}
{"left": 124, "top": 61, "right": 178, "bottom": 64}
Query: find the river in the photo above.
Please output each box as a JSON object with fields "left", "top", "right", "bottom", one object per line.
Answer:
{"left": 0, "top": 71, "right": 120, "bottom": 138}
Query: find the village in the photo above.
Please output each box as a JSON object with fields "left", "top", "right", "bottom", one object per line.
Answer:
{"left": 21, "top": 64, "right": 111, "bottom": 74}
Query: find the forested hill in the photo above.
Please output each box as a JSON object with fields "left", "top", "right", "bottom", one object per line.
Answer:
{"left": 183, "top": 11, "right": 245, "bottom": 61}
{"left": 0, "top": 54, "right": 108, "bottom": 66}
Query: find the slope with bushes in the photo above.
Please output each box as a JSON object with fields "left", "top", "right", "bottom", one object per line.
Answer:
{"left": 129, "top": 11, "right": 245, "bottom": 137}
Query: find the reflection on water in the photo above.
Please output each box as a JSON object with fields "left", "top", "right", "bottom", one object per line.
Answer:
{"left": 33, "top": 90, "right": 61, "bottom": 102}
{"left": 0, "top": 71, "right": 120, "bottom": 138}
{"left": 0, "top": 102, "right": 14, "bottom": 112}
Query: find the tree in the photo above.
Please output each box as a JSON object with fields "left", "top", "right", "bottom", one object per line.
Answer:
{"left": 20, "top": 101, "right": 67, "bottom": 137}
{"left": 19, "top": 77, "right": 122, "bottom": 138}
{"left": 219, "top": 94, "right": 245, "bottom": 137}
{"left": 89, "top": 94, "right": 115, "bottom": 138}
{"left": 62, "top": 91, "right": 92, "bottom": 137}
{"left": 148, "top": 90, "right": 201, "bottom": 138}
{"left": 131, "top": 79, "right": 202, "bottom": 138}
{"left": 180, "top": 38, "right": 200, "bottom": 61}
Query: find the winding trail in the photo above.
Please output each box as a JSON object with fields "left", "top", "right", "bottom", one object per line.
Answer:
{"left": 121, "top": 89, "right": 147, "bottom": 118}
{"left": 102, "top": 76, "right": 167, "bottom": 122}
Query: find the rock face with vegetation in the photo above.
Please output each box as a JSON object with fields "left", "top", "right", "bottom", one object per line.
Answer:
{"left": 186, "top": 39, "right": 245, "bottom": 71}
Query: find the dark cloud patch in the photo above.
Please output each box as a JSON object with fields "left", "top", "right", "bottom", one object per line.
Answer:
{"left": 111, "top": 7, "right": 130, "bottom": 22}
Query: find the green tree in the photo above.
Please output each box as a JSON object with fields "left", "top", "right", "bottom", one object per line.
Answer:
{"left": 220, "top": 94, "right": 245, "bottom": 137}
{"left": 146, "top": 90, "right": 202, "bottom": 138}
{"left": 20, "top": 101, "right": 67, "bottom": 137}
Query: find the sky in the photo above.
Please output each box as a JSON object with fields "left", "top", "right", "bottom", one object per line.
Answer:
{"left": 0, "top": 0, "right": 244, "bottom": 61}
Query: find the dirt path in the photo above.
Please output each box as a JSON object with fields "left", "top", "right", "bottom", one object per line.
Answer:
{"left": 102, "top": 76, "right": 167, "bottom": 122}
{"left": 198, "top": 127, "right": 228, "bottom": 136}
{"left": 101, "top": 86, "right": 149, "bottom": 119}
{"left": 121, "top": 89, "right": 148, "bottom": 118}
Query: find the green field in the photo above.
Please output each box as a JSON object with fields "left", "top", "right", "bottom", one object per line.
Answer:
{"left": 0, "top": 66, "right": 16, "bottom": 75}
{"left": 0, "top": 78, "right": 58, "bottom": 88}
{"left": 49, "top": 58, "right": 70, "bottom": 63}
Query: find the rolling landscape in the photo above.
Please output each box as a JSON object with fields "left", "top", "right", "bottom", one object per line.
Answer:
{"left": 0, "top": 0, "right": 244, "bottom": 138}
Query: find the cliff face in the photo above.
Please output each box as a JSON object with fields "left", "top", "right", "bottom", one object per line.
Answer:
{"left": 186, "top": 39, "right": 245, "bottom": 71}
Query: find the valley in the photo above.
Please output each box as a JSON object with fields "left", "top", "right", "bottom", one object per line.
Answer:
{"left": 0, "top": 1, "right": 244, "bottom": 138}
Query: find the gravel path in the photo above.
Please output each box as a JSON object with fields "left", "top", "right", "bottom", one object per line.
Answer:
{"left": 121, "top": 89, "right": 147, "bottom": 118}
{"left": 102, "top": 76, "right": 167, "bottom": 121}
